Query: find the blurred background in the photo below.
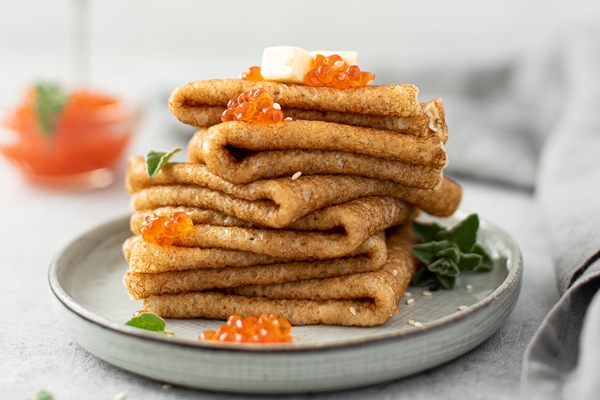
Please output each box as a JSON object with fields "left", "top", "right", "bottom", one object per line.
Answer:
{"left": 0, "top": 0, "right": 561, "bottom": 188}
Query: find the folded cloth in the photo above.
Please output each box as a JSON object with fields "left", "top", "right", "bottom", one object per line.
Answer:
{"left": 522, "top": 6, "right": 600, "bottom": 399}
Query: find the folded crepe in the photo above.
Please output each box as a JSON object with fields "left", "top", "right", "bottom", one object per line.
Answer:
{"left": 126, "top": 156, "right": 462, "bottom": 228}
{"left": 187, "top": 120, "right": 446, "bottom": 186}
{"left": 124, "top": 234, "right": 284, "bottom": 273}
{"left": 123, "top": 233, "right": 387, "bottom": 300}
{"left": 130, "top": 196, "right": 414, "bottom": 259}
{"left": 143, "top": 224, "right": 419, "bottom": 327}
{"left": 169, "top": 79, "right": 423, "bottom": 120}
{"left": 171, "top": 99, "right": 448, "bottom": 141}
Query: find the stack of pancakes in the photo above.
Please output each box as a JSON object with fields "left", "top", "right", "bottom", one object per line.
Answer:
{"left": 122, "top": 79, "right": 462, "bottom": 327}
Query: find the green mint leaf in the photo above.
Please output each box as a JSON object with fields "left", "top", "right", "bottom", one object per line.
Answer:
{"left": 412, "top": 240, "right": 450, "bottom": 265}
{"left": 145, "top": 147, "right": 182, "bottom": 178}
{"left": 436, "top": 273, "right": 456, "bottom": 290}
{"left": 30, "top": 390, "right": 55, "bottom": 400}
{"left": 435, "top": 213, "right": 479, "bottom": 253}
{"left": 411, "top": 214, "right": 493, "bottom": 290}
{"left": 412, "top": 220, "right": 446, "bottom": 242}
{"left": 458, "top": 253, "right": 483, "bottom": 272}
{"left": 35, "top": 82, "right": 67, "bottom": 135}
{"left": 125, "top": 312, "right": 174, "bottom": 334}
{"left": 411, "top": 267, "right": 438, "bottom": 287}
{"left": 470, "top": 244, "right": 493, "bottom": 271}
{"left": 471, "top": 243, "right": 493, "bottom": 267}
{"left": 435, "top": 246, "right": 460, "bottom": 263}
{"left": 427, "top": 257, "right": 460, "bottom": 277}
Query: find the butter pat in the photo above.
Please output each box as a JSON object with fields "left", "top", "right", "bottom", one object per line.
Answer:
{"left": 309, "top": 50, "right": 358, "bottom": 66}
{"left": 261, "top": 46, "right": 314, "bottom": 84}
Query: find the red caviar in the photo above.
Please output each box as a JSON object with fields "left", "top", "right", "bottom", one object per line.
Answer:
{"left": 239, "top": 66, "right": 265, "bottom": 82}
{"left": 221, "top": 88, "right": 284, "bottom": 124}
{"left": 199, "top": 313, "right": 293, "bottom": 344}
{"left": 304, "top": 54, "right": 375, "bottom": 89}
{"left": 141, "top": 211, "right": 193, "bottom": 247}
{"left": 0, "top": 86, "right": 135, "bottom": 186}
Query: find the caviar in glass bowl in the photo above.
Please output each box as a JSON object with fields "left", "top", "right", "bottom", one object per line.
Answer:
{"left": 0, "top": 83, "right": 137, "bottom": 189}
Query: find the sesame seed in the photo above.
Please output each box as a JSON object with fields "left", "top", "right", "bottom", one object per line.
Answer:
{"left": 349, "top": 306, "right": 357, "bottom": 315}
{"left": 284, "top": 116, "right": 293, "bottom": 121}
{"left": 162, "top": 385, "right": 172, "bottom": 390}
{"left": 404, "top": 292, "right": 412, "bottom": 297}
{"left": 413, "top": 321, "right": 423, "bottom": 328}
{"left": 405, "top": 298, "right": 414, "bottom": 305}
{"left": 115, "top": 393, "right": 127, "bottom": 400}
{"left": 273, "top": 102, "right": 281, "bottom": 110}
{"left": 291, "top": 171, "right": 302, "bottom": 180}
{"left": 392, "top": 269, "right": 398, "bottom": 276}
{"left": 407, "top": 319, "right": 415, "bottom": 325}
{"left": 465, "top": 284, "right": 473, "bottom": 291}
{"left": 428, "top": 122, "right": 438, "bottom": 132}
{"left": 422, "top": 291, "right": 432, "bottom": 297}
{"left": 458, "top": 305, "right": 468, "bottom": 311}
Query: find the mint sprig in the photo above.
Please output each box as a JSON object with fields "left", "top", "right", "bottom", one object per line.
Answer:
{"left": 411, "top": 214, "right": 493, "bottom": 289}
{"left": 29, "top": 390, "right": 55, "bottom": 400}
{"left": 125, "top": 311, "right": 174, "bottom": 334}
{"left": 145, "top": 147, "right": 182, "bottom": 178}
{"left": 34, "top": 82, "right": 67, "bottom": 135}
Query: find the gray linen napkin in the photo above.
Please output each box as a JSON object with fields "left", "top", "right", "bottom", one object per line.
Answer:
{"left": 522, "top": 2, "right": 600, "bottom": 398}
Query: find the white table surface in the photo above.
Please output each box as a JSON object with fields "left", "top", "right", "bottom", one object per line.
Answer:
{"left": 0, "top": 102, "right": 559, "bottom": 399}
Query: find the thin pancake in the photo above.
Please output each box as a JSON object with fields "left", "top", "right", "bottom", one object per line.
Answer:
{"left": 123, "top": 233, "right": 387, "bottom": 300}
{"left": 130, "top": 196, "right": 415, "bottom": 259}
{"left": 169, "top": 79, "right": 423, "bottom": 120}
{"left": 175, "top": 98, "right": 447, "bottom": 141}
{"left": 187, "top": 121, "right": 444, "bottom": 187}
{"left": 126, "top": 156, "right": 462, "bottom": 227}
{"left": 143, "top": 224, "right": 419, "bottom": 327}
{"left": 191, "top": 120, "right": 448, "bottom": 170}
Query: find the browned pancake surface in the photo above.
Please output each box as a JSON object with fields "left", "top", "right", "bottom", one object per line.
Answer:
{"left": 143, "top": 224, "right": 419, "bottom": 326}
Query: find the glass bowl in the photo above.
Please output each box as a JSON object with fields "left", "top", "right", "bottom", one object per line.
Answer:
{"left": 0, "top": 89, "right": 137, "bottom": 189}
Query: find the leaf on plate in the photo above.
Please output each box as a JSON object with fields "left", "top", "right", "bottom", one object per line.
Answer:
{"left": 434, "top": 213, "right": 479, "bottom": 253}
{"left": 412, "top": 220, "right": 446, "bottom": 243}
{"left": 410, "top": 214, "right": 492, "bottom": 290}
{"left": 436, "top": 273, "right": 456, "bottom": 290}
{"left": 428, "top": 257, "right": 460, "bottom": 277}
{"left": 457, "top": 253, "right": 483, "bottom": 272}
{"left": 471, "top": 243, "right": 494, "bottom": 271}
{"left": 412, "top": 240, "right": 450, "bottom": 265}
{"left": 145, "top": 148, "right": 182, "bottom": 178}
{"left": 125, "top": 312, "right": 174, "bottom": 334}
{"left": 411, "top": 267, "right": 439, "bottom": 287}
{"left": 435, "top": 246, "right": 460, "bottom": 263}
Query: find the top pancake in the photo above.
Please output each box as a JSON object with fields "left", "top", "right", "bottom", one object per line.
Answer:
{"left": 169, "top": 79, "right": 422, "bottom": 120}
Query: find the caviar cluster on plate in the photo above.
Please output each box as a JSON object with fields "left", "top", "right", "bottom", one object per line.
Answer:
{"left": 199, "top": 313, "right": 293, "bottom": 344}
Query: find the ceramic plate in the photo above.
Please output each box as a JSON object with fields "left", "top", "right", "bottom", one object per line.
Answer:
{"left": 48, "top": 211, "right": 522, "bottom": 394}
